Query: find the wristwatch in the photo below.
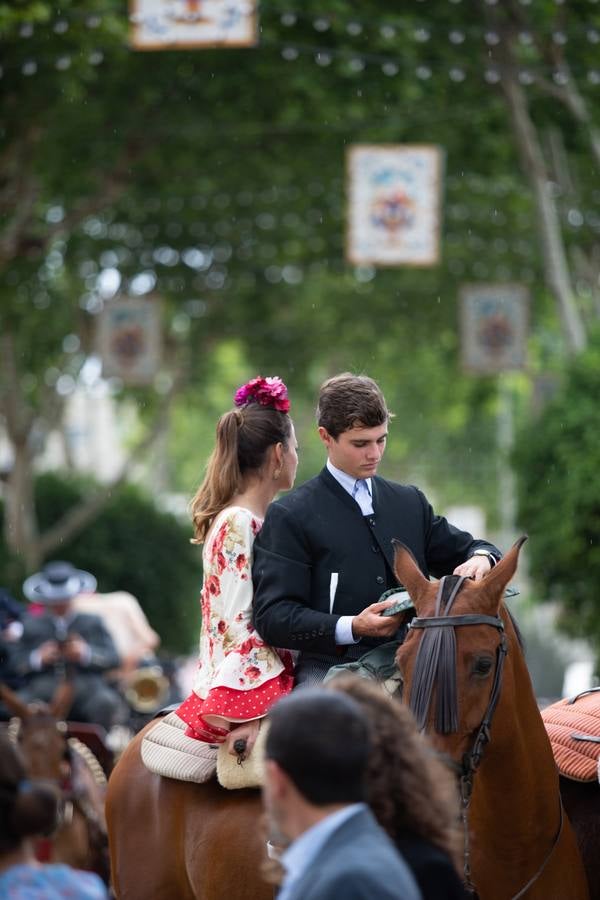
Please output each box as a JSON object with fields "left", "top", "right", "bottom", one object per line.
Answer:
{"left": 472, "top": 549, "right": 497, "bottom": 568}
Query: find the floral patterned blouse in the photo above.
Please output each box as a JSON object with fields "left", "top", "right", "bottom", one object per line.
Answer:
{"left": 192, "top": 506, "right": 289, "bottom": 698}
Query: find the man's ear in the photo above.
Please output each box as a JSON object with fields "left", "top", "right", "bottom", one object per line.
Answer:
{"left": 318, "top": 426, "right": 333, "bottom": 450}
{"left": 265, "top": 759, "right": 287, "bottom": 799}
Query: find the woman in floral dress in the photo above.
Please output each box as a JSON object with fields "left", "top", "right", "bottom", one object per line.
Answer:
{"left": 142, "top": 377, "right": 297, "bottom": 782}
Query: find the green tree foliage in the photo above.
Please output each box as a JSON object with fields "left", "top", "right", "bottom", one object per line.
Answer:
{"left": 0, "top": 473, "right": 201, "bottom": 653}
{"left": 2, "top": 0, "right": 600, "bottom": 569}
{"left": 514, "top": 333, "right": 600, "bottom": 665}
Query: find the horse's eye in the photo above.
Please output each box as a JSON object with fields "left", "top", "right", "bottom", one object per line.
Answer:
{"left": 472, "top": 656, "right": 494, "bottom": 677}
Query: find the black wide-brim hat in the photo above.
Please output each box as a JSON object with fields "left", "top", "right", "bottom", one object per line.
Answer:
{"left": 23, "top": 561, "right": 97, "bottom": 605}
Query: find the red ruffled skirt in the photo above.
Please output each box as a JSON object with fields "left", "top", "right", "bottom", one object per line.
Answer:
{"left": 177, "top": 658, "right": 294, "bottom": 743}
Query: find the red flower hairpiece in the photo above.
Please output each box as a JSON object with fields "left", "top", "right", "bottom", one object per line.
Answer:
{"left": 234, "top": 376, "right": 290, "bottom": 413}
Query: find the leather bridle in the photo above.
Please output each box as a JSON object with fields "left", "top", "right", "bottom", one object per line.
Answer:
{"left": 405, "top": 575, "right": 563, "bottom": 899}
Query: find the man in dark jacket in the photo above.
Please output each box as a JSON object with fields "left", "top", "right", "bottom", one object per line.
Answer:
{"left": 253, "top": 373, "right": 501, "bottom": 684}
{"left": 263, "top": 689, "right": 421, "bottom": 900}
{"left": 8, "top": 561, "right": 124, "bottom": 731}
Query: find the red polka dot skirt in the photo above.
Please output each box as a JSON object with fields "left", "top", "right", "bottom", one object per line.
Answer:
{"left": 177, "top": 660, "right": 294, "bottom": 744}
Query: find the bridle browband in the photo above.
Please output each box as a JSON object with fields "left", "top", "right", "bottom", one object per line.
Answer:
{"left": 406, "top": 575, "right": 563, "bottom": 899}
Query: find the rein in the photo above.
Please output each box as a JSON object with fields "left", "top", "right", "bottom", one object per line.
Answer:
{"left": 407, "top": 576, "right": 562, "bottom": 899}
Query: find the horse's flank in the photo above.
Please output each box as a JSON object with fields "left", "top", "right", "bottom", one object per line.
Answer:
{"left": 106, "top": 721, "right": 272, "bottom": 900}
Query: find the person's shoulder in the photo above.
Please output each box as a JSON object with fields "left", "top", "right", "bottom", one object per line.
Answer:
{"left": 396, "top": 834, "right": 453, "bottom": 864}
{"left": 373, "top": 476, "right": 424, "bottom": 501}
{"left": 280, "top": 472, "right": 323, "bottom": 503}
{"left": 70, "top": 610, "right": 114, "bottom": 638}
{"left": 213, "top": 505, "right": 262, "bottom": 532}
{"left": 304, "top": 813, "right": 419, "bottom": 900}
{"left": 72, "top": 609, "right": 105, "bottom": 625}
{"left": 47, "top": 864, "right": 108, "bottom": 898}
{"left": 313, "top": 854, "right": 418, "bottom": 900}
{"left": 0, "top": 864, "right": 107, "bottom": 898}
{"left": 83, "top": 591, "right": 137, "bottom": 610}
{"left": 329, "top": 808, "right": 412, "bottom": 869}
{"left": 20, "top": 611, "right": 51, "bottom": 631}
{"left": 266, "top": 473, "right": 323, "bottom": 516}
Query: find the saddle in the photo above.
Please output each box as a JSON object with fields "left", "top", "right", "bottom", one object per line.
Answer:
{"left": 141, "top": 707, "right": 266, "bottom": 789}
{"left": 542, "top": 687, "right": 600, "bottom": 783}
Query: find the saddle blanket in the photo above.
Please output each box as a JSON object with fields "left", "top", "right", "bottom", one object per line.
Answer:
{"left": 542, "top": 688, "right": 600, "bottom": 783}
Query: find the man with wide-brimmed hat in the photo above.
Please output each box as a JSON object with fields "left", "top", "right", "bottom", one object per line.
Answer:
{"left": 7, "top": 561, "right": 125, "bottom": 732}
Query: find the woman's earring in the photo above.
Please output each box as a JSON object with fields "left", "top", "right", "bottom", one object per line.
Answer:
{"left": 273, "top": 468, "right": 282, "bottom": 480}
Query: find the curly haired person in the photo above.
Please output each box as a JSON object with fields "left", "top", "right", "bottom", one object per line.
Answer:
{"left": 328, "top": 676, "right": 467, "bottom": 900}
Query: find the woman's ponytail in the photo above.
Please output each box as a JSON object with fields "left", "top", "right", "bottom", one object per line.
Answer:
{"left": 190, "top": 410, "right": 244, "bottom": 543}
{"left": 189, "top": 401, "right": 291, "bottom": 543}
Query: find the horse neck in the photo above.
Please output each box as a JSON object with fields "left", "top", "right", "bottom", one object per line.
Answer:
{"left": 472, "top": 608, "right": 560, "bottom": 835}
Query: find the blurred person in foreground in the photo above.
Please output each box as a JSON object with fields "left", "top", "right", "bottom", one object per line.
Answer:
{"left": 142, "top": 376, "right": 298, "bottom": 783}
{"left": 253, "top": 373, "right": 501, "bottom": 686}
{"left": 0, "top": 733, "right": 108, "bottom": 899}
{"left": 328, "top": 676, "right": 467, "bottom": 900}
{"left": 263, "top": 689, "right": 421, "bottom": 900}
{"left": 8, "top": 562, "right": 124, "bottom": 732}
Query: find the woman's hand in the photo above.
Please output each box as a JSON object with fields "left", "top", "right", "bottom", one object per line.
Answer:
{"left": 225, "top": 719, "right": 261, "bottom": 760}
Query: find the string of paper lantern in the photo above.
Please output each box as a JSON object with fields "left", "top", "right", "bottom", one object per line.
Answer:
{"left": 4, "top": 2, "right": 600, "bottom": 85}
{"left": 10, "top": 4, "right": 600, "bottom": 41}
{"left": 5, "top": 43, "right": 599, "bottom": 87}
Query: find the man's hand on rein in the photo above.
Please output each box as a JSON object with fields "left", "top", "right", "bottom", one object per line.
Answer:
{"left": 351, "top": 598, "right": 407, "bottom": 639}
{"left": 453, "top": 555, "right": 492, "bottom": 582}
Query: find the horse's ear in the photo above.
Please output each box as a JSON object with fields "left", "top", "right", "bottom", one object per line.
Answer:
{"left": 480, "top": 535, "right": 527, "bottom": 612}
{"left": 392, "top": 540, "right": 430, "bottom": 609}
{"left": 49, "top": 680, "right": 74, "bottom": 722}
{"left": 0, "top": 683, "right": 33, "bottom": 720}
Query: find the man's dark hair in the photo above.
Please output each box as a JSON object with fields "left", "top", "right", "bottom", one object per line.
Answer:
{"left": 316, "top": 373, "right": 390, "bottom": 438}
{"left": 265, "top": 689, "right": 371, "bottom": 805}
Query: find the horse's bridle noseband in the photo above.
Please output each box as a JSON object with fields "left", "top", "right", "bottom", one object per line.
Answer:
{"left": 406, "top": 575, "right": 563, "bottom": 900}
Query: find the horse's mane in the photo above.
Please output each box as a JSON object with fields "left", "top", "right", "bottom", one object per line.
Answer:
{"left": 504, "top": 604, "right": 525, "bottom": 650}
{"left": 408, "top": 580, "right": 525, "bottom": 735}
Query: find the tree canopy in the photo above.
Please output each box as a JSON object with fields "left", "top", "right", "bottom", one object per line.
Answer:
{"left": 2, "top": 1, "right": 600, "bottom": 652}
{"left": 514, "top": 332, "right": 600, "bottom": 665}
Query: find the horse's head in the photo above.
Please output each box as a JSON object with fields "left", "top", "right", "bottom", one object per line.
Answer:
{"left": 2, "top": 681, "right": 74, "bottom": 782}
{"left": 394, "top": 537, "right": 526, "bottom": 764}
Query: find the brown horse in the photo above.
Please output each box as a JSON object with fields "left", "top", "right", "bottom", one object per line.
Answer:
{"left": 106, "top": 538, "right": 597, "bottom": 900}
{"left": 106, "top": 723, "right": 273, "bottom": 900}
{"left": 1, "top": 682, "right": 110, "bottom": 882}
{"left": 393, "top": 536, "right": 591, "bottom": 900}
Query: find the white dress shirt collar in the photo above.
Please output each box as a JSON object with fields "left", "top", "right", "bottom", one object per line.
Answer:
{"left": 326, "top": 460, "right": 372, "bottom": 499}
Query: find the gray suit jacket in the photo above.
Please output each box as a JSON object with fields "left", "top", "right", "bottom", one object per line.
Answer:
{"left": 279, "top": 807, "right": 422, "bottom": 900}
{"left": 9, "top": 610, "right": 120, "bottom": 685}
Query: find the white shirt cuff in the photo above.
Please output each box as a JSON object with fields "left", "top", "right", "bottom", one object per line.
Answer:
{"left": 335, "top": 616, "right": 360, "bottom": 645}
